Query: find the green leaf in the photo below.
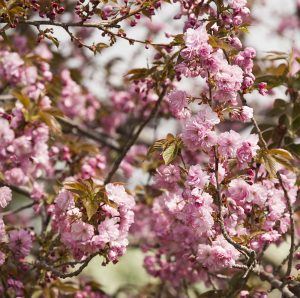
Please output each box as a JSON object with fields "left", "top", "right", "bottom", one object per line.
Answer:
{"left": 53, "top": 281, "right": 78, "bottom": 293}
{"left": 147, "top": 139, "right": 165, "bottom": 157}
{"left": 94, "top": 42, "right": 109, "bottom": 54}
{"left": 260, "top": 148, "right": 294, "bottom": 176}
{"left": 126, "top": 67, "right": 157, "bottom": 80}
{"left": 64, "top": 188, "right": 86, "bottom": 197}
{"left": 76, "top": 143, "right": 99, "bottom": 154}
{"left": 95, "top": 192, "right": 118, "bottom": 209}
{"left": 83, "top": 198, "right": 99, "bottom": 220}
{"left": 208, "top": 36, "right": 232, "bottom": 52}
{"left": 11, "top": 90, "right": 31, "bottom": 108}
{"left": 148, "top": 134, "right": 182, "bottom": 165}
{"left": 255, "top": 75, "right": 286, "bottom": 89}
{"left": 272, "top": 63, "right": 288, "bottom": 76}
{"left": 232, "top": 230, "right": 265, "bottom": 245}
{"left": 64, "top": 181, "right": 89, "bottom": 193}
{"left": 162, "top": 142, "right": 177, "bottom": 165}
{"left": 46, "top": 35, "right": 59, "bottom": 48}
{"left": 38, "top": 111, "right": 61, "bottom": 135}
{"left": 265, "top": 51, "right": 288, "bottom": 61}
{"left": 171, "top": 34, "right": 184, "bottom": 46}
{"left": 43, "top": 288, "right": 56, "bottom": 298}
{"left": 268, "top": 148, "right": 294, "bottom": 160}
{"left": 42, "top": 107, "right": 64, "bottom": 117}
{"left": 272, "top": 155, "right": 294, "bottom": 172}
{"left": 262, "top": 154, "right": 277, "bottom": 178}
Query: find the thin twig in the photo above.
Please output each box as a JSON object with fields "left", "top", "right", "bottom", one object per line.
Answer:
{"left": 274, "top": 243, "right": 300, "bottom": 276}
{"left": 0, "top": 181, "right": 31, "bottom": 197}
{"left": 53, "top": 255, "right": 97, "bottom": 268}
{"left": 255, "top": 269, "right": 296, "bottom": 298}
{"left": 1, "top": 19, "right": 167, "bottom": 48}
{"left": 35, "top": 252, "right": 99, "bottom": 278}
{"left": 1, "top": 201, "right": 36, "bottom": 216}
{"left": 233, "top": 264, "right": 297, "bottom": 298}
{"left": 104, "top": 85, "right": 168, "bottom": 184}
{"left": 58, "top": 117, "right": 121, "bottom": 152}
{"left": 277, "top": 173, "right": 295, "bottom": 277}
{"left": 240, "top": 93, "right": 268, "bottom": 149}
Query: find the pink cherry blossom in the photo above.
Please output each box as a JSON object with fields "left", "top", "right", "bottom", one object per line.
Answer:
{"left": 186, "top": 165, "right": 209, "bottom": 189}
{"left": 218, "top": 130, "right": 241, "bottom": 158}
{"left": 9, "top": 229, "right": 32, "bottom": 258}
{"left": 167, "top": 90, "right": 190, "bottom": 119}
{"left": 0, "top": 186, "right": 12, "bottom": 208}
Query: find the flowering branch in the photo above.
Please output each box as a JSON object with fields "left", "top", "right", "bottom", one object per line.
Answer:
{"left": 1, "top": 19, "right": 167, "bottom": 48}
{"left": 213, "top": 147, "right": 256, "bottom": 259}
{"left": 0, "top": 94, "right": 120, "bottom": 151}
{"left": 240, "top": 93, "right": 296, "bottom": 279}
{"left": 277, "top": 173, "right": 295, "bottom": 277}
{"left": 0, "top": 0, "right": 299, "bottom": 296}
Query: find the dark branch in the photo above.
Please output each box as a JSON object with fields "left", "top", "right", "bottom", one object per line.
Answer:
{"left": 104, "top": 85, "right": 168, "bottom": 184}
{"left": 58, "top": 117, "right": 121, "bottom": 152}
{"left": 35, "top": 252, "right": 99, "bottom": 278}
{"left": 1, "top": 201, "right": 36, "bottom": 216}
{"left": 0, "top": 181, "right": 31, "bottom": 198}
{"left": 277, "top": 172, "right": 295, "bottom": 277}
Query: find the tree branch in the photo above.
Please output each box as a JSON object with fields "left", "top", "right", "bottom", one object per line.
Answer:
{"left": 255, "top": 270, "right": 296, "bottom": 298}
{"left": 58, "top": 117, "right": 121, "bottom": 152}
{"left": 277, "top": 172, "right": 295, "bottom": 277}
{"left": 1, "top": 201, "right": 36, "bottom": 216}
{"left": 1, "top": 19, "right": 167, "bottom": 48}
{"left": 0, "top": 181, "right": 31, "bottom": 198}
{"left": 240, "top": 93, "right": 296, "bottom": 279}
{"left": 104, "top": 85, "right": 168, "bottom": 184}
{"left": 213, "top": 148, "right": 253, "bottom": 257}
{"left": 35, "top": 252, "right": 99, "bottom": 279}
{"left": 240, "top": 93, "right": 268, "bottom": 149}
{"left": 213, "top": 147, "right": 256, "bottom": 258}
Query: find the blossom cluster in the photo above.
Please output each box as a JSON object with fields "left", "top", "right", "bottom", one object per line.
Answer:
{"left": 0, "top": 0, "right": 299, "bottom": 296}
{"left": 130, "top": 1, "right": 299, "bottom": 292}
{"left": 102, "top": 79, "right": 160, "bottom": 134}
{"left": 0, "top": 42, "right": 106, "bottom": 194}
{"left": 51, "top": 183, "right": 135, "bottom": 262}
{"left": 0, "top": 189, "right": 33, "bottom": 296}
{"left": 0, "top": 41, "right": 141, "bottom": 294}
{"left": 137, "top": 127, "right": 297, "bottom": 287}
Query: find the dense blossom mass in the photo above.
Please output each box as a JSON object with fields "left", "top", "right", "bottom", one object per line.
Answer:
{"left": 0, "top": 0, "right": 299, "bottom": 297}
